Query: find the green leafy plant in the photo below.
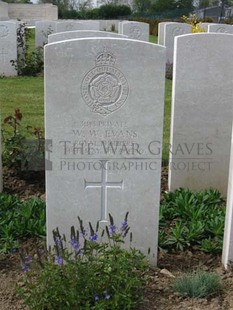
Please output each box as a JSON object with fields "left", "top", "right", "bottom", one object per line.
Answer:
{"left": 159, "top": 188, "right": 225, "bottom": 252}
{"left": 10, "top": 23, "right": 43, "bottom": 76}
{"left": 173, "top": 270, "right": 223, "bottom": 298}
{"left": 0, "top": 193, "right": 46, "bottom": 253}
{"left": 17, "top": 213, "right": 149, "bottom": 310}
{"left": 2, "top": 109, "right": 45, "bottom": 171}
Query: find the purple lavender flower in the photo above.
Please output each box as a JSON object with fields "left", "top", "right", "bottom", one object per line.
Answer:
{"left": 94, "top": 293, "right": 99, "bottom": 301}
{"left": 55, "top": 256, "right": 63, "bottom": 265}
{"left": 55, "top": 237, "right": 62, "bottom": 249}
{"left": 24, "top": 255, "right": 33, "bottom": 264}
{"left": 70, "top": 239, "right": 82, "bottom": 254}
{"left": 104, "top": 290, "right": 111, "bottom": 300}
{"left": 81, "top": 228, "right": 87, "bottom": 238}
{"left": 22, "top": 264, "right": 30, "bottom": 272}
{"left": 121, "top": 220, "right": 127, "bottom": 232}
{"left": 89, "top": 233, "right": 98, "bottom": 242}
{"left": 109, "top": 224, "right": 117, "bottom": 236}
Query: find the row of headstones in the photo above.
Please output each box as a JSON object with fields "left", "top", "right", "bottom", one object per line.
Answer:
{"left": 36, "top": 20, "right": 149, "bottom": 47}
{"left": 158, "top": 21, "right": 233, "bottom": 63}
{"left": 43, "top": 29, "right": 233, "bottom": 267}
{"left": 0, "top": 19, "right": 149, "bottom": 76}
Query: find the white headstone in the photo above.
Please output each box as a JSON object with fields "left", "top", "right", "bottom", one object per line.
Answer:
{"left": 222, "top": 121, "right": 233, "bottom": 268}
{"left": 0, "top": 21, "right": 17, "bottom": 76}
{"left": 164, "top": 22, "right": 192, "bottom": 63}
{"left": 198, "top": 22, "right": 212, "bottom": 32}
{"left": 208, "top": 23, "right": 233, "bottom": 34}
{"left": 0, "top": 1, "right": 9, "bottom": 21}
{"left": 120, "top": 21, "right": 149, "bottom": 42}
{"left": 48, "top": 30, "right": 127, "bottom": 44}
{"left": 35, "top": 20, "right": 57, "bottom": 48}
{"left": 56, "top": 21, "right": 99, "bottom": 33}
{"left": 158, "top": 22, "right": 173, "bottom": 46}
{"left": 169, "top": 33, "right": 233, "bottom": 195}
{"left": 45, "top": 37, "right": 165, "bottom": 265}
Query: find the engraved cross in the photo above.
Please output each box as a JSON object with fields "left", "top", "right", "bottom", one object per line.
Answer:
{"left": 84, "top": 161, "right": 123, "bottom": 222}
{"left": 0, "top": 48, "right": 7, "bottom": 64}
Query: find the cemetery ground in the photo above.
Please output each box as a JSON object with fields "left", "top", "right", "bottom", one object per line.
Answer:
{"left": 1, "top": 76, "right": 233, "bottom": 310}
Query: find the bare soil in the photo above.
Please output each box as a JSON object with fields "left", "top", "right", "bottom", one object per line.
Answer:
{"left": 1, "top": 167, "right": 233, "bottom": 310}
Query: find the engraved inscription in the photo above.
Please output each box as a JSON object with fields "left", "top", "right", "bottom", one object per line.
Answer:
{"left": 81, "top": 48, "right": 129, "bottom": 116}
{"left": 0, "top": 48, "right": 7, "bottom": 63}
{"left": 0, "top": 25, "right": 9, "bottom": 38}
{"left": 216, "top": 27, "right": 227, "bottom": 33}
{"left": 129, "top": 25, "right": 142, "bottom": 39}
{"left": 84, "top": 160, "right": 124, "bottom": 221}
{"left": 172, "top": 27, "right": 184, "bottom": 36}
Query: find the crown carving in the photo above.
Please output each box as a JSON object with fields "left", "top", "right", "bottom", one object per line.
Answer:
{"left": 95, "top": 48, "right": 116, "bottom": 66}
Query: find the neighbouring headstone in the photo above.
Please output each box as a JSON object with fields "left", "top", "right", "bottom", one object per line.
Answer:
{"left": 35, "top": 20, "right": 57, "bottom": 47}
{"left": 198, "top": 22, "right": 212, "bottom": 32}
{"left": 99, "top": 19, "right": 119, "bottom": 32}
{"left": 45, "top": 37, "right": 166, "bottom": 265}
{"left": 0, "top": 1, "right": 9, "bottom": 21}
{"left": 164, "top": 22, "right": 192, "bottom": 63}
{"left": 158, "top": 22, "right": 172, "bottom": 46}
{"left": 120, "top": 21, "right": 149, "bottom": 42}
{"left": 0, "top": 21, "right": 17, "bottom": 76}
{"left": 208, "top": 23, "right": 233, "bottom": 34}
{"left": 169, "top": 33, "right": 233, "bottom": 195}
{"left": 56, "top": 21, "right": 99, "bottom": 33}
{"left": 48, "top": 30, "right": 127, "bottom": 44}
{"left": 222, "top": 122, "right": 233, "bottom": 268}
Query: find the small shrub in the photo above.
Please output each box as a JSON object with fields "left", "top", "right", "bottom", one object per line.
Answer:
{"left": 2, "top": 109, "right": 45, "bottom": 171}
{"left": 0, "top": 193, "right": 46, "bottom": 253}
{"left": 17, "top": 213, "right": 149, "bottom": 310}
{"left": 11, "top": 23, "right": 43, "bottom": 76}
{"left": 173, "top": 271, "right": 223, "bottom": 298}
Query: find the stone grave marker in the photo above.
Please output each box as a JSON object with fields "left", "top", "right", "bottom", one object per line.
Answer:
{"left": 35, "top": 20, "right": 57, "bottom": 48}
{"left": 45, "top": 37, "right": 166, "bottom": 265}
{"left": 222, "top": 122, "right": 233, "bottom": 268}
{"left": 208, "top": 23, "right": 233, "bottom": 34}
{"left": 164, "top": 22, "right": 191, "bottom": 63}
{"left": 48, "top": 30, "right": 127, "bottom": 44}
{"left": 169, "top": 33, "right": 233, "bottom": 195}
{"left": 0, "top": 21, "right": 17, "bottom": 76}
{"left": 158, "top": 22, "right": 173, "bottom": 46}
{"left": 120, "top": 21, "right": 149, "bottom": 42}
{"left": 0, "top": 1, "right": 9, "bottom": 21}
{"left": 56, "top": 20, "right": 99, "bottom": 33}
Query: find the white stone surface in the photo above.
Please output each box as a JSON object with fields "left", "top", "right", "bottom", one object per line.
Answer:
{"left": 45, "top": 37, "right": 165, "bottom": 265}
{"left": 0, "top": 1, "right": 9, "bottom": 21}
{"left": 8, "top": 3, "right": 58, "bottom": 21}
{"left": 222, "top": 121, "right": 233, "bottom": 268}
{"left": 0, "top": 21, "right": 17, "bottom": 76}
{"left": 198, "top": 22, "right": 212, "bottom": 31}
{"left": 56, "top": 21, "right": 99, "bottom": 33}
{"left": 164, "top": 22, "right": 192, "bottom": 63}
{"left": 169, "top": 33, "right": 233, "bottom": 195}
{"left": 158, "top": 22, "right": 173, "bottom": 46}
{"left": 35, "top": 20, "right": 57, "bottom": 47}
{"left": 208, "top": 23, "right": 233, "bottom": 34}
{"left": 48, "top": 30, "right": 127, "bottom": 43}
{"left": 121, "top": 21, "right": 149, "bottom": 41}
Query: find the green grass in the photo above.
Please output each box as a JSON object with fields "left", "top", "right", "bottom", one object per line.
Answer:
{"left": 27, "top": 28, "right": 36, "bottom": 54}
{"left": 0, "top": 76, "right": 44, "bottom": 129}
{"left": 149, "top": 35, "right": 158, "bottom": 44}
